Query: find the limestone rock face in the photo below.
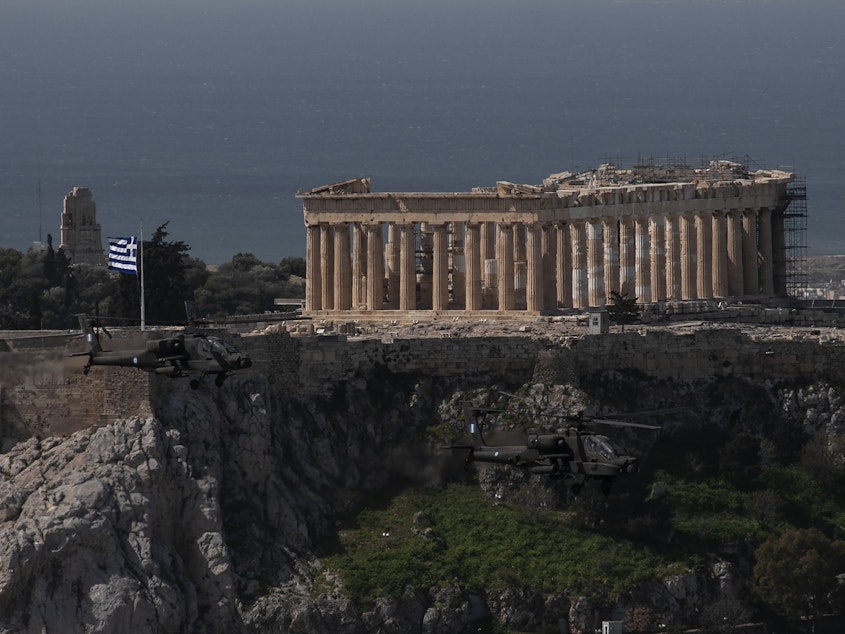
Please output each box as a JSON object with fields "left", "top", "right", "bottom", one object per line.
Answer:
{"left": 0, "top": 372, "right": 445, "bottom": 633}
{"left": 0, "top": 417, "right": 236, "bottom": 633}
{"left": 3, "top": 371, "right": 844, "bottom": 632}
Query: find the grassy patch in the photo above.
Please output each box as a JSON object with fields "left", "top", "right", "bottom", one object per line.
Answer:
{"left": 319, "top": 423, "right": 845, "bottom": 614}
{"left": 322, "top": 484, "right": 674, "bottom": 607}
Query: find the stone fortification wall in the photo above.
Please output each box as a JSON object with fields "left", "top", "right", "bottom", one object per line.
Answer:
{"left": 237, "top": 331, "right": 542, "bottom": 397}
{"left": 560, "top": 327, "right": 845, "bottom": 385}
{"left": 1, "top": 355, "right": 102, "bottom": 443}
{"left": 1, "top": 332, "right": 153, "bottom": 444}
{"left": 240, "top": 325, "right": 845, "bottom": 399}
{"left": 4, "top": 324, "right": 844, "bottom": 441}
{"left": 298, "top": 335, "right": 541, "bottom": 393}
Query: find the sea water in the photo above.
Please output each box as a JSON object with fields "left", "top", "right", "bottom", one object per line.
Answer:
{"left": 1, "top": 0, "right": 842, "bottom": 265}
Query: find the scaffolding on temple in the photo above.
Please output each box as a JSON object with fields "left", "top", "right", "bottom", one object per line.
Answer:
{"left": 782, "top": 176, "right": 808, "bottom": 298}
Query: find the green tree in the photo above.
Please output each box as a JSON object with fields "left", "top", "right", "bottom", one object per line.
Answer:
{"left": 0, "top": 248, "right": 26, "bottom": 327}
{"left": 49, "top": 265, "right": 117, "bottom": 328}
{"left": 752, "top": 527, "right": 845, "bottom": 624}
{"left": 279, "top": 256, "right": 306, "bottom": 278}
{"left": 141, "top": 222, "right": 193, "bottom": 324}
{"left": 606, "top": 290, "right": 639, "bottom": 328}
{"left": 183, "top": 256, "right": 210, "bottom": 297}
{"left": 0, "top": 246, "right": 71, "bottom": 328}
{"left": 193, "top": 252, "right": 302, "bottom": 317}
{"left": 109, "top": 271, "right": 141, "bottom": 324}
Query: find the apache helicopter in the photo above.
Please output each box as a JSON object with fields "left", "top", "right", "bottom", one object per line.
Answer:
{"left": 449, "top": 401, "right": 660, "bottom": 494}
{"left": 71, "top": 307, "right": 252, "bottom": 389}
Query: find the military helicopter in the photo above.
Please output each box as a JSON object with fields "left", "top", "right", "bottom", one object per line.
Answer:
{"left": 449, "top": 401, "right": 660, "bottom": 494}
{"left": 71, "top": 306, "right": 252, "bottom": 389}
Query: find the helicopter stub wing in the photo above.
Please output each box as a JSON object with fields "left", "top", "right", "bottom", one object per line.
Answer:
{"left": 156, "top": 354, "right": 190, "bottom": 363}
{"left": 536, "top": 452, "right": 571, "bottom": 460}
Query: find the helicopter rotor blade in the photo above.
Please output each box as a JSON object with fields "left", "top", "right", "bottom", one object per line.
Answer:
{"left": 588, "top": 418, "right": 661, "bottom": 430}
{"left": 618, "top": 406, "right": 692, "bottom": 418}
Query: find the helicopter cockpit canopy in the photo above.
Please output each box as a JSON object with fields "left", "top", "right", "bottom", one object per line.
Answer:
{"left": 208, "top": 337, "right": 240, "bottom": 356}
{"left": 207, "top": 336, "right": 252, "bottom": 368}
{"left": 585, "top": 435, "right": 625, "bottom": 462}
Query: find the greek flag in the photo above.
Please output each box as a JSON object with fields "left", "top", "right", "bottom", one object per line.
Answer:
{"left": 107, "top": 236, "right": 139, "bottom": 275}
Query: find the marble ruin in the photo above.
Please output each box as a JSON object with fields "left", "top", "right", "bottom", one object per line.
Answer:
{"left": 59, "top": 187, "right": 105, "bottom": 266}
{"left": 298, "top": 161, "right": 796, "bottom": 315}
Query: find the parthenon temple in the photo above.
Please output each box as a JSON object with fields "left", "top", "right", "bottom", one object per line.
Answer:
{"left": 298, "top": 160, "right": 799, "bottom": 315}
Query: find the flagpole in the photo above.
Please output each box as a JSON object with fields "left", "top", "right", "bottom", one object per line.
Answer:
{"left": 139, "top": 225, "right": 146, "bottom": 331}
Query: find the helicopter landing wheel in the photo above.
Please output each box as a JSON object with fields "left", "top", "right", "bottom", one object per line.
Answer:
{"left": 215, "top": 374, "right": 225, "bottom": 387}
{"left": 190, "top": 379, "right": 200, "bottom": 390}
{"left": 601, "top": 479, "right": 612, "bottom": 495}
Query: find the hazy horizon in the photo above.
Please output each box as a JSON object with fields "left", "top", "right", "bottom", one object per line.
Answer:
{"left": 2, "top": 0, "right": 842, "bottom": 264}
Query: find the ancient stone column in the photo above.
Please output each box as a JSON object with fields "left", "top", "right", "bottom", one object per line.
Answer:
{"left": 618, "top": 217, "right": 635, "bottom": 298}
{"left": 305, "top": 224, "right": 322, "bottom": 312}
{"left": 570, "top": 221, "right": 588, "bottom": 309}
{"left": 634, "top": 216, "right": 651, "bottom": 303}
{"left": 556, "top": 222, "right": 572, "bottom": 308}
{"left": 333, "top": 223, "right": 352, "bottom": 310}
{"left": 679, "top": 212, "right": 696, "bottom": 300}
{"left": 496, "top": 222, "right": 515, "bottom": 311}
{"left": 603, "top": 217, "right": 619, "bottom": 302}
{"left": 541, "top": 223, "right": 557, "bottom": 310}
{"left": 513, "top": 222, "right": 526, "bottom": 263}
{"left": 696, "top": 212, "right": 713, "bottom": 299}
{"left": 664, "top": 212, "right": 680, "bottom": 300}
{"left": 481, "top": 222, "right": 495, "bottom": 289}
{"left": 465, "top": 223, "right": 482, "bottom": 311}
{"left": 711, "top": 212, "right": 728, "bottom": 299}
{"left": 526, "top": 223, "right": 543, "bottom": 312}
{"left": 351, "top": 223, "right": 366, "bottom": 309}
{"left": 742, "top": 208, "right": 759, "bottom": 295}
{"left": 365, "top": 223, "right": 384, "bottom": 310}
{"left": 758, "top": 207, "right": 774, "bottom": 295}
{"left": 399, "top": 223, "right": 416, "bottom": 311}
{"left": 450, "top": 222, "right": 465, "bottom": 308}
{"left": 386, "top": 224, "right": 400, "bottom": 309}
{"left": 726, "top": 209, "right": 743, "bottom": 297}
{"left": 586, "top": 219, "right": 605, "bottom": 307}
{"left": 417, "top": 223, "right": 433, "bottom": 309}
{"left": 320, "top": 224, "right": 335, "bottom": 310}
{"left": 432, "top": 224, "right": 449, "bottom": 311}
{"left": 649, "top": 215, "right": 665, "bottom": 302}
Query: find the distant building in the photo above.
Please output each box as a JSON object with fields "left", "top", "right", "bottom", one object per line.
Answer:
{"left": 59, "top": 187, "right": 105, "bottom": 266}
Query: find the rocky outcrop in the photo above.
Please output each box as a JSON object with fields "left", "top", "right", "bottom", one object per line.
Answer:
{"left": 0, "top": 417, "right": 238, "bottom": 632}
{"left": 0, "top": 371, "right": 459, "bottom": 633}
{"left": 2, "top": 366, "right": 844, "bottom": 632}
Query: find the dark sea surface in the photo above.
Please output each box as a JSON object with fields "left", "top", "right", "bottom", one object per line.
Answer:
{"left": 1, "top": 0, "right": 843, "bottom": 265}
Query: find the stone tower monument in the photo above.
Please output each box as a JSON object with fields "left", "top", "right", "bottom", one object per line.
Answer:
{"left": 59, "top": 187, "right": 105, "bottom": 266}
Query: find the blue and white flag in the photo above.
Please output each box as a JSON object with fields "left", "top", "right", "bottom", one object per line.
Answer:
{"left": 107, "top": 236, "right": 139, "bottom": 275}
